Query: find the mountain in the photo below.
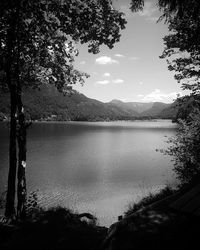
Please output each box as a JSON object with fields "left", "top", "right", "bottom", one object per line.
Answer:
{"left": 108, "top": 100, "right": 154, "bottom": 113}
{"left": 0, "top": 85, "right": 177, "bottom": 121}
{"left": 159, "top": 102, "right": 178, "bottom": 120}
{"left": 108, "top": 100, "right": 176, "bottom": 118}
{"left": 141, "top": 102, "right": 171, "bottom": 117}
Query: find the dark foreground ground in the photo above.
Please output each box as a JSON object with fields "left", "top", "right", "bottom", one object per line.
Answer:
{"left": 0, "top": 207, "right": 107, "bottom": 250}
{"left": 1, "top": 183, "right": 200, "bottom": 250}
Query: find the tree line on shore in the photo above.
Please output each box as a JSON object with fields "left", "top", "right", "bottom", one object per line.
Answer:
{"left": 0, "top": 85, "right": 177, "bottom": 122}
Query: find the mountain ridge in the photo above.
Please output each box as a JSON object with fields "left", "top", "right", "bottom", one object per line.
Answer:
{"left": 0, "top": 85, "right": 177, "bottom": 121}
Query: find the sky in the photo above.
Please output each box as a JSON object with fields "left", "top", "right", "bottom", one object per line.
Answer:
{"left": 73, "top": 0, "right": 183, "bottom": 104}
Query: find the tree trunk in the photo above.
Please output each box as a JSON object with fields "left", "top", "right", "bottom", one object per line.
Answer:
{"left": 12, "top": 0, "right": 27, "bottom": 220}
{"left": 4, "top": 0, "right": 21, "bottom": 219}
{"left": 16, "top": 94, "right": 27, "bottom": 219}
{"left": 5, "top": 89, "right": 17, "bottom": 218}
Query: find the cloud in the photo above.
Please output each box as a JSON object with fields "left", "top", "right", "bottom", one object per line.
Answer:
{"left": 130, "top": 56, "right": 140, "bottom": 60}
{"left": 119, "top": 5, "right": 133, "bottom": 18}
{"left": 119, "top": 1, "right": 158, "bottom": 22}
{"left": 112, "top": 79, "right": 124, "bottom": 84}
{"left": 96, "top": 78, "right": 124, "bottom": 85}
{"left": 103, "top": 72, "right": 111, "bottom": 77}
{"left": 96, "top": 80, "right": 110, "bottom": 85}
{"left": 95, "top": 56, "right": 119, "bottom": 65}
{"left": 138, "top": 89, "right": 181, "bottom": 102}
{"left": 133, "top": 1, "right": 158, "bottom": 23}
{"left": 146, "top": 16, "right": 159, "bottom": 23}
{"left": 80, "top": 60, "right": 86, "bottom": 65}
{"left": 115, "top": 54, "right": 125, "bottom": 58}
{"left": 139, "top": 81, "right": 144, "bottom": 85}
{"left": 138, "top": 1, "right": 157, "bottom": 17}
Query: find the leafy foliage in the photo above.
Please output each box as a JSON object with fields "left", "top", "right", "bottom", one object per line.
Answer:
{"left": 162, "top": 111, "right": 200, "bottom": 185}
{"left": 0, "top": 0, "right": 127, "bottom": 92}
{"left": 160, "top": 5, "right": 200, "bottom": 94}
{"left": 0, "top": 0, "right": 126, "bottom": 218}
{"left": 175, "top": 95, "right": 200, "bottom": 121}
{"left": 130, "top": 0, "right": 200, "bottom": 94}
{"left": 154, "top": 0, "right": 200, "bottom": 185}
{"left": 131, "top": 0, "right": 200, "bottom": 20}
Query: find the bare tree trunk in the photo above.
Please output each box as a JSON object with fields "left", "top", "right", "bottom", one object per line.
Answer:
{"left": 5, "top": 89, "right": 17, "bottom": 218}
{"left": 16, "top": 94, "right": 27, "bottom": 219}
{"left": 5, "top": 16, "right": 17, "bottom": 218}
{"left": 14, "top": 0, "right": 27, "bottom": 219}
{"left": 4, "top": 0, "right": 20, "bottom": 219}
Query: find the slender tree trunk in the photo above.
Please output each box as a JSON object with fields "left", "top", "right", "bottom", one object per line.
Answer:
{"left": 14, "top": 0, "right": 27, "bottom": 219}
{"left": 5, "top": 88, "right": 17, "bottom": 218}
{"left": 5, "top": 15, "right": 17, "bottom": 217}
{"left": 16, "top": 94, "right": 27, "bottom": 219}
{"left": 4, "top": 0, "right": 20, "bottom": 219}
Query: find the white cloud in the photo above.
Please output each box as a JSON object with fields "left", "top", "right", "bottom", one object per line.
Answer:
{"left": 119, "top": 5, "right": 133, "bottom": 18}
{"left": 118, "top": 98, "right": 128, "bottom": 102}
{"left": 139, "top": 81, "right": 144, "bottom": 85}
{"left": 115, "top": 54, "right": 125, "bottom": 58}
{"left": 112, "top": 79, "right": 124, "bottom": 84}
{"left": 130, "top": 56, "right": 140, "bottom": 60}
{"left": 146, "top": 16, "right": 159, "bottom": 23}
{"left": 121, "top": 1, "right": 158, "bottom": 22}
{"left": 138, "top": 2, "right": 157, "bottom": 17}
{"left": 95, "top": 56, "right": 119, "bottom": 65}
{"left": 103, "top": 72, "right": 111, "bottom": 77}
{"left": 96, "top": 80, "right": 110, "bottom": 85}
{"left": 80, "top": 60, "right": 86, "bottom": 65}
{"left": 138, "top": 89, "right": 181, "bottom": 102}
{"left": 96, "top": 78, "right": 124, "bottom": 85}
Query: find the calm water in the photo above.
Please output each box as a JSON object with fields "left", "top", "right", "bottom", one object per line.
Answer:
{"left": 0, "top": 120, "right": 176, "bottom": 226}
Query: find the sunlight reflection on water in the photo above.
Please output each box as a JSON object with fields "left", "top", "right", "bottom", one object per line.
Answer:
{"left": 0, "top": 120, "right": 176, "bottom": 226}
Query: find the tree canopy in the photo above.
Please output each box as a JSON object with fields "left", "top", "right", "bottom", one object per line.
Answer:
{"left": 130, "top": 0, "right": 200, "bottom": 19}
{"left": 0, "top": 0, "right": 126, "bottom": 93}
{"left": 151, "top": 0, "right": 200, "bottom": 185}
{"left": 0, "top": 0, "right": 126, "bottom": 219}
{"left": 160, "top": 2, "right": 200, "bottom": 95}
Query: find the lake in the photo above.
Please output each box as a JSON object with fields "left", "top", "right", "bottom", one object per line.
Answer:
{"left": 0, "top": 120, "right": 177, "bottom": 226}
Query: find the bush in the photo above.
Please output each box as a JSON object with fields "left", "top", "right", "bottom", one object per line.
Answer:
{"left": 0, "top": 206, "right": 107, "bottom": 250}
{"left": 125, "top": 186, "right": 175, "bottom": 217}
{"left": 162, "top": 110, "right": 200, "bottom": 186}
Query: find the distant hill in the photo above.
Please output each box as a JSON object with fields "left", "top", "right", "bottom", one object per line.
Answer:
{"left": 159, "top": 102, "right": 179, "bottom": 120}
{"left": 0, "top": 85, "right": 177, "bottom": 121}
{"left": 108, "top": 100, "right": 153, "bottom": 114}
{"left": 141, "top": 102, "right": 171, "bottom": 117}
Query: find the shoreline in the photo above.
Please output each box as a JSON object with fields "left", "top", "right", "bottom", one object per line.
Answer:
{"left": 0, "top": 118, "right": 174, "bottom": 123}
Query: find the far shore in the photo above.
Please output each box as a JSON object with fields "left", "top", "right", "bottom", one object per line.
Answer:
{"left": 0, "top": 118, "right": 174, "bottom": 124}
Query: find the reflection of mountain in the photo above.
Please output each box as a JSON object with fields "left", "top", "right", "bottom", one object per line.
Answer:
{"left": 0, "top": 85, "right": 178, "bottom": 121}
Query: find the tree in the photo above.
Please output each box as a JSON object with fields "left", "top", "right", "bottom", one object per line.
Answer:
{"left": 130, "top": 0, "right": 200, "bottom": 18}
{"left": 154, "top": 0, "right": 200, "bottom": 184}
{"left": 160, "top": 1, "right": 200, "bottom": 93}
{"left": 162, "top": 110, "right": 200, "bottom": 185}
{"left": 130, "top": 0, "right": 200, "bottom": 185}
{"left": 0, "top": 0, "right": 126, "bottom": 219}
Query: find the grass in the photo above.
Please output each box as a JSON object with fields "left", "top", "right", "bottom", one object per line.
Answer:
{"left": 124, "top": 186, "right": 175, "bottom": 217}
